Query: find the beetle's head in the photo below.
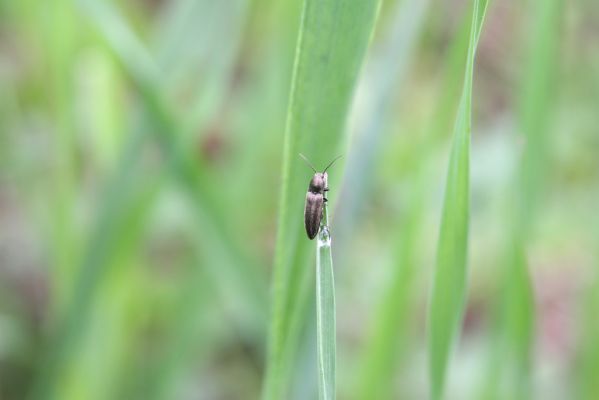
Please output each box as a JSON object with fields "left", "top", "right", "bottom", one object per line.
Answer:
{"left": 309, "top": 172, "right": 327, "bottom": 193}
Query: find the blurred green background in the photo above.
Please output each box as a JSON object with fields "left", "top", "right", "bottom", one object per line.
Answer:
{"left": 0, "top": 0, "right": 598, "bottom": 399}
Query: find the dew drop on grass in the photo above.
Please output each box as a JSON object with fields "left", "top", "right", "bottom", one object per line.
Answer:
{"left": 318, "top": 225, "right": 331, "bottom": 247}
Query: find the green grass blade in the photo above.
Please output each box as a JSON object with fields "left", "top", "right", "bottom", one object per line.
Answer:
{"left": 316, "top": 207, "right": 335, "bottom": 400}
{"left": 516, "top": 0, "right": 562, "bottom": 230}
{"left": 427, "top": 1, "right": 489, "bottom": 399}
{"left": 334, "top": 0, "right": 430, "bottom": 262}
{"left": 479, "top": 1, "right": 562, "bottom": 398}
{"left": 44, "top": 0, "right": 78, "bottom": 315}
{"left": 79, "top": 0, "right": 267, "bottom": 318}
{"left": 579, "top": 239, "right": 599, "bottom": 399}
{"left": 263, "top": 0, "right": 381, "bottom": 398}
{"left": 154, "top": 0, "right": 249, "bottom": 134}
{"left": 29, "top": 128, "right": 155, "bottom": 400}
{"left": 355, "top": 189, "right": 422, "bottom": 400}
{"left": 354, "top": 14, "right": 472, "bottom": 400}
{"left": 349, "top": 2, "right": 440, "bottom": 396}
{"left": 31, "top": 1, "right": 263, "bottom": 397}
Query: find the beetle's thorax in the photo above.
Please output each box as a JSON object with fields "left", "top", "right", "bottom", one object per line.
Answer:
{"left": 309, "top": 172, "right": 328, "bottom": 194}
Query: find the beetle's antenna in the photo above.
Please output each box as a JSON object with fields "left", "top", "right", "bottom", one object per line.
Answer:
{"left": 299, "top": 153, "right": 317, "bottom": 173}
{"left": 323, "top": 155, "right": 343, "bottom": 173}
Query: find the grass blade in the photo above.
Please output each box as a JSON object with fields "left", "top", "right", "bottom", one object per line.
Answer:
{"left": 79, "top": 0, "right": 267, "bottom": 319}
{"left": 31, "top": 1, "right": 264, "bottom": 397}
{"left": 316, "top": 206, "right": 335, "bottom": 400}
{"left": 480, "top": 1, "right": 561, "bottom": 398}
{"left": 355, "top": 189, "right": 422, "bottom": 400}
{"left": 354, "top": 13, "right": 474, "bottom": 400}
{"left": 427, "top": 1, "right": 489, "bottom": 399}
{"left": 45, "top": 0, "right": 78, "bottom": 315}
{"left": 263, "top": 0, "right": 381, "bottom": 398}
{"left": 343, "top": 1, "right": 433, "bottom": 396}
{"left": 29, "top": 128, "right": 153, "bottom": 400}
{"left": 334, "top": 0, "right": 430, "bottom": 263}
{"left": 578, "top": 239, "right": 599, "bottom": 399}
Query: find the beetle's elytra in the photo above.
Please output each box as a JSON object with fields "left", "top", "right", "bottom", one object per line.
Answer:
{"left": 300, "top": 154, "right": 341, "bottom": 240}
{"left": 304, "top": 172, "right": 327, "bottom": 239}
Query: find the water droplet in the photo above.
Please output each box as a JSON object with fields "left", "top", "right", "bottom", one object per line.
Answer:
{"left": 318, "top": 225, "right": 331, "bottom": 247}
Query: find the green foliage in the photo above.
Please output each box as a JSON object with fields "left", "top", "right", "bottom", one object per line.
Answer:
{"left": 0, "top": 0, "right": 593, "bottom": 399}
{"left": 316, "top": 206, "right": 336, "bottom": 400}
{"left": 350, "top": 1, "right": 432, "bottom": 398}
{"left": 480, "top": 1, "right": 562, "bottom": 399}
{"left": 428, "top": 1, "right": 489, "bottom": 399}
{"left": 262, "top": 0, "right": 380, "bottom": 398}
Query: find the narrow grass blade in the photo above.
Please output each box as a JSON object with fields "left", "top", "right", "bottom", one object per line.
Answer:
{"left": 355, "top": 188, "right": 422, "bottom": 400}
{"left": 334, "top": 0, "right": 430, "bottom": 263}
{"left": 140, "top": 253, "right": 215, "bottom": 400}
{"left": 263, "top": 0, "right": 381, "bottom": 398}
{"left": 78, "top": 0, "right": 267, "bottom": 318}
{"left": 578, "top": 240, "right": 599, "bottom": 399}
{"left": 55, "top": 174, "right": 163, "bottom": 400}
{"left": 154, "top": 0, "right": 249, "bottom": 134}
{"left": 428, "top": 1, "right": 489, "bottom": 399}
{"left": 316, "top": 207, "right": 335, "bottom": 400}
{"left": 354, "top": 14, "right": 474, "bottom": 400}
{"left": 31, "top": 1, "right": 264, "bottom": 397}
{"left": 44, "top": 0, "right": 79, "bottom": 314}
{"left": 340, "top": 2, "right": 435, "bottom": 396}
{"left": 29, "top": 128, "right": 156, "bottom": 400}
{"left": 480, "top": 1, "right": 562, "bottom": 398}
{"left": 516, "top": 0, "right": 562, "bottom": 230}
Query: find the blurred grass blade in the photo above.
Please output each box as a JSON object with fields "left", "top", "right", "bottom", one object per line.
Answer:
{"left": 480, "top": 1, "right": 561, "bottom": 398}
{"left": 579, "top": 245, "right": 599, "bottom": 399}
{"left": 32, "top": 1, "right": 263, "bottom": 397}
{"left": 79, "top": 0, "right": 267, "bottom": 319}
{"left": 355, "top": 14, "right": 473, "bottom": 399}
{"left": 355, "top": 188, "right": 422, "bottom": 400}
{"left": 45, "top": 0, "right": 78, "bottom": 314}
{"left": 428, "top": 1, "right": 489, "bottom": 399}
{"left": 263, "top": 0, "right": 381, "bottom": 398}
{"left": 30, "top": 129, "right": 154, "bottom": 399}
{"left": 334, "top": 0, "right": 430, "bottom": 261}
{"left": 153, "top": 0, "right": 248, "bottom": 133}
{"left": 348, "top": 1, "right": 432, "bottom": 397}
{"left": 316, "top": 214, "right": 335, "bottom": 400}
{"left": 516, "top": 0, "right": 562, "bottom": 229}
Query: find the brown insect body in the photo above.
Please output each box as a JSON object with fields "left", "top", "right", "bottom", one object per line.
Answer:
{"left": 304, "top": 172, "right": 328, "bottom": 240}
{"left": 300, "top": 154, "right": 341, "bottom": 240}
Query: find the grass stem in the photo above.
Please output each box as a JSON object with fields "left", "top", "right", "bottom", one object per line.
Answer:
{"left": 316, "top": 201, "right": 336, "bottom": 400}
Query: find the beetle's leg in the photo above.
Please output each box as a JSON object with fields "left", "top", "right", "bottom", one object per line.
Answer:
{"left": 324, "top": 188, "right": 329, "bottom": 192}
{"left": 323, "top": 198, "right": 328, "bottom": 202}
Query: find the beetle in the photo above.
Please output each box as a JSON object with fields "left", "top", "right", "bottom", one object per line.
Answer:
{"left": 300, "top": 154, "right": 342, "bottom": 240}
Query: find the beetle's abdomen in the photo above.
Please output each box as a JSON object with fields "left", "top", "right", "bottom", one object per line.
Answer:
{"left": 304, "top": 191, "right": 324, "bottom": 240}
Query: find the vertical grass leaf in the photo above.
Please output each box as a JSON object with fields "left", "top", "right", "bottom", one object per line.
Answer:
{"left": 263, "top": 0, "right": 381, "bottom": 398}
{"left": 333, "top": 0, "right": 431, "bottom": 256}
{"left": 482, "top": 1, "right": 562, "bottom": 398}
{"left": 316, "top": 206, "right": 335, "bottom": 400}
{"left": 79, "top": 0, "right": 267, "bottom": 320}
{"left": 428, "top": 1, "right": 489, "bottom": 399}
